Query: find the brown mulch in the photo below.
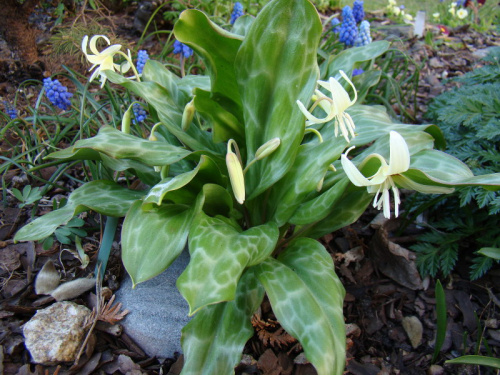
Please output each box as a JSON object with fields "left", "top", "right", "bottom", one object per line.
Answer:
{"left": 1, "top": 3, "right": 499, "bottom": 375}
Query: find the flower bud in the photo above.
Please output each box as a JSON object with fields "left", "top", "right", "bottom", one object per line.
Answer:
{"left": 182, "top": 98, "right": 196, "bottom": 131}
{"left": 255, "top": 138, "right": 281, "bottom": 160}
{"left": 121, "top": 107, "right": 132, "bottom": 134}
{"left": 226, "top": 140, "right": 245, "bottom": 205}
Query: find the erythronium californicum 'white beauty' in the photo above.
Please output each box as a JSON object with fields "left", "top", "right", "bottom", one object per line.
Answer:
{"left": 296, "top": 70, "right": 357, "bottom": 142}
{"left": 341, "top": 131, "right": 454, "bottom": 218}
{"left": 226, "top": 139, "right": 245, "bottom": 205}
{"left": 82, "top": 35, "right": 132, "bottom": 87}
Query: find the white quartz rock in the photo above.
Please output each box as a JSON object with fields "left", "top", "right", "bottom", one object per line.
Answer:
{"left": 23, "top": 301, "right": 91, "bottom": 363}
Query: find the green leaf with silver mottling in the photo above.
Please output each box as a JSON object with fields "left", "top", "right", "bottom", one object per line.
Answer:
{"left": 61, "top": 126, "right": 191, "bottom": 167}
{"left": 290, "top": 178, "right": 350, "bottom": 225}
{"left": 320, "top": 41, "right": 390, "bottom": 79}
{"left": 348, "top": 104, "right": 445, "bottom": 149}
{"left": 268, "top": 125, "right": 348, "bottom": 226}
{"left": 174, "top": 9, "right": 243, "bottom": 116}
{"left": 177, "top": 213, "right": 278, "bottom": 315}
{"left": 235, "top": 0, "right": 322, "bottom": 199}
{"left": 297, "top": 188, "right": 373, "bottom": 239}
{"left": 180, "top": 268, "right": 264, "bottom": 375}
{"left": 254, "top": 238, "right": 346, "bottom": 375}
{"left": 142, "top": 60, "right": 184, "bottom": 104}
{"left": 104, "top": 71, "right": 224, "bottom": 154}
{"left": 143, "top": 155, "right": 223, "bottom": 208}
{"left": 14, "top": 181, "right": 145, "bottom": 242}
{"left": 122, "top": 200, "right": 196, "bottom": 286}
{"left": 231, "top": 14, "right": 255, "bottom": 37}
{"left": 47, "top": 146, "right": 102, "bottom": 161}
{"left": 193, "top": 88, "right": 244, "bottom": 144}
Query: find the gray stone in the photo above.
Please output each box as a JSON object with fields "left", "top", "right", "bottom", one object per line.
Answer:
{"left": 23, "top": 301, "right": 91, "bottom": 363}
{"left": 114, "top": 250, "right": 191, "bottom": 359}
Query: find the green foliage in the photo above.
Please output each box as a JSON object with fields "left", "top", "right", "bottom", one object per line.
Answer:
{"left": 410, "top": 47, "right": 500, "bottom": 280}
{"left": 13, "top": 1, "right": 500, "bottom": 374}
{"left": 10, "top": 185, "right": 43, "bottom": 208}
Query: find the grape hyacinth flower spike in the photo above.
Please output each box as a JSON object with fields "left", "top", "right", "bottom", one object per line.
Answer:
{"left": 341, "top": 131, "right": 454, "bottom": 218}
{"left": 132, "top": 103, "right": 148, "bottom": 124}
{"left": 173, "top": 40, "right": 193, "bottom": 59}
{"left": 136, "top": 50, "right": 149, "bottom": 74}
{"left": 43, "top": 78, "right": 73, "bottom": 111}
{"left": 354, "top": 21, "right": 372, "bottom": 47}
{"left": 4, "top": 101, "right": 17, "bottom": 119}
{"left": 339, "top": 6, "right": 358, "bottom": 46}
{"left": 296, "top": 70, "right": 357, "bottom": 142}
{"left": 230, "top": 2, "right": 244, "bottom": 24}
{"left": 331, "top": 18, "right": 341, "bottom": 33}
{"left": 353, "top": 0, "right": 365, "bottom": 23}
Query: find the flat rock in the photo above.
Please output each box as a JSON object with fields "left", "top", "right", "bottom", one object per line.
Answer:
{"left": 23, "top": 301, "right": 91, "bottom": 363}
{"left": 114, "top": 250, "right": 191, "bottom": 359}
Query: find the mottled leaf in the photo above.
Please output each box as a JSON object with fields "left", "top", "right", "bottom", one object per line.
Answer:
{"left": 235, "top": 0, "right": 322, "bottom": 199}
{"left": 15, "top": 181, "right": 145, "bottom": 242}
{"left": 180, "top": 268, "right": 264, "bottom": 375}
{"left": 254, "top": 238, "right": 346, "bottom": 375}
{"left": 177, "top": 213, "right": 278, "bottom": 314}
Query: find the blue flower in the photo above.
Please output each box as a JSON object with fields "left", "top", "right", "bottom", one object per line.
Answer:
{"left": 132, "top": 103, "right": 148, "bottom": 124}
{"left": 353, "top": 0, "right": 365, "bottom": 23}
{"left": 43, "top": 78, "right": 73, "bottom": 111}
{"left": 173, "top": 40, "right": 193, "bottom": 59}
{"left": 3, "top": 101, "right": 17, "bottom": 119}
{"left": 354, "top": 21, "right": 372, "bottom": 47}
{"left": 352, "top": 68, "right": 364, "bottom": 76}
{"left": 136, "top": 50, "right": 149, "bottom": 74}
{"left": 339, "top": 6, "right": 358, "bottom": 47}
{"left": 331, "top": 18, "right": 341, "bottom": 33}
{"left": 230, "top": 2, "right": 244, "bottom": 24}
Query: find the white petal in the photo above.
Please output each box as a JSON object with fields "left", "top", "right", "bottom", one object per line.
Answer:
{"left": 82, "top": 35, "right": 89, "bottom": 56}
{"left": 341, "top": 148, "right": 373, "bottom": 187}
{"left": 382, "top": 188, "right": 391, "bottom": 218}
{"left": 388, "top": 131, "right": 410, "bottom": 175}
{"left": 90, "top": 35, "right": 110, "bottom": 55}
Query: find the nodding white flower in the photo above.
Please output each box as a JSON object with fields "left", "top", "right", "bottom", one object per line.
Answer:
{"left": 296, "top": 70, "right": 357, "bottom": 142}
{"left": 433, "top": 12, "right": 440, "bottom": 19}
{"left": 341, "top": 131, "right": 454, "bottom": 218}
{"left": 82, "top": 35, "right": 131, "bottom": 87}
{"left": 457, "top": 8, "right": 468, "bottom": 19}
{"left": 388, "top": 0, "right": 396, "bottom": 5}
{"left": 404, "top": 13, "right": 413, "bottom": 21}
{"left": 393, "top": 6, "right": 401, "bottom": 15}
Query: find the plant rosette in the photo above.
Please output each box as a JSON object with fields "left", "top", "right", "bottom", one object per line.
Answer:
{"left": 15, "top": 1, "right": 500, "bottom": 374}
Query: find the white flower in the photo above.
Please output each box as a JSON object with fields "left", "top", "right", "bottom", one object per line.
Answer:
{"left": 449, "top": 6, "right": 456, "bottom": 16}
{"left": 341, "top": 131, "right": 454, "bottom": 218}
{"left": 388, "top": 0, "right": 396, "bottom": 5}
{"left": 393, "top": 6, "right": 401, "bottom": 16}
{"left": 296, "top": 70, "right": 357, "bottom": 142}
{"left": 81, "top": 35, "right": 131, "bottom": 87}
{"left": 457, "top": 8, "right": 468, "bottom": 19}
{"left": 404, "top": 13, "right": 413, "bottom": 21}
{"left": 433, "top": 12, "right": 440, "bottom": 19}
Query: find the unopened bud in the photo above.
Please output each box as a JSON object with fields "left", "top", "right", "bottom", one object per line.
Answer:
{"left": 149, "top": 133, "right": 158, "bottom": 142}
{"left": 316, "top": 177, "right": 324, "bottom": 192}
{"left": 255, "top": 138, "right": 281, "bottom": 160}
{"left": 226, "top": 140, "right": 245, "bottom": 205}
{"left": 182, "top": 98, "right": 196, "bottom": 131}
{"left": 121, "top": 107, "right": 132, "bottom": 134}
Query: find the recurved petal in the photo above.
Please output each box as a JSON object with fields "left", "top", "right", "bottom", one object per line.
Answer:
{"left": 341, "top": 148, "right": 373, "bottom": 187}
{"left": 89, "top": 35, "right": 111, "bottom": 55}
{"left": 82, "top": 35, "right": 89, "bottom": 56}
{"left": 388, "top": 131, "right": 410, "bottom": 175}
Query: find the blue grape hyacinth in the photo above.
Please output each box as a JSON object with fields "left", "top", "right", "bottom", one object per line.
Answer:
{"left": 354, "top": 21, "right": 372, "bottom": 47}
{"left": 339, "top": 6, "right": 358, "bottom": 46}
{"left": 43, "top": 78, "right": 73, "bottom": 111}
{"left": 3, "top": 101, "right": 17, "bottom": 119}
{"left": 173, "top": 40, "right": 193, "bottom": 59}
{"left": 230, "top": 2, "right": 244, "bottom": 24}
{"left": 136, "top": 50, "right": 149, "bottom": 74}
{"left": 353, "top": 0, "right": 365, "bottom": 23}
{"left": 352, "top": 68, "right": 364, "bottom": 76}
{"left": 132, "top": 103, "right": 147, "bottom": 124}
{"left": 331, "top": 18, "right": 341, "bottom": 33}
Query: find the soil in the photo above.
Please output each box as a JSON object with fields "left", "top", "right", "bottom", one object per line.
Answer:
{"left": 1, "top": 2, "right": 499, "bottom": 375}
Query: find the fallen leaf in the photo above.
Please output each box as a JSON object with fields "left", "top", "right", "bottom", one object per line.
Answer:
{"left": 402, "top": 316, "right": 423, "bottom": 348}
